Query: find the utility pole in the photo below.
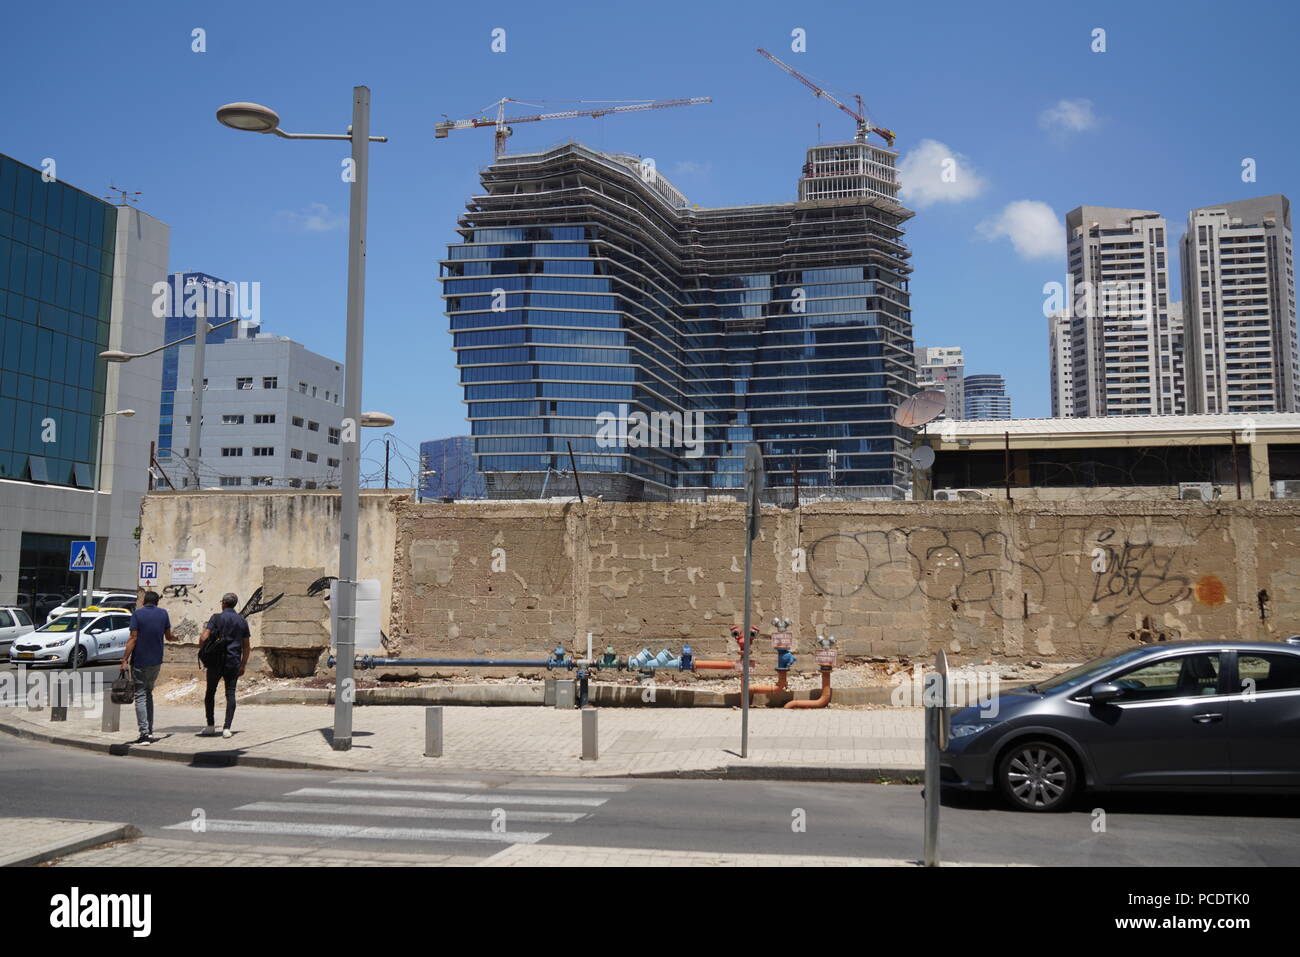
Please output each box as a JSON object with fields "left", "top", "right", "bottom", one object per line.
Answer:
{"left": 384, "top": 439, "right": 390, "bottom": 490}
{"left": 740, "top": 443, "right": 764, "bottom": 759}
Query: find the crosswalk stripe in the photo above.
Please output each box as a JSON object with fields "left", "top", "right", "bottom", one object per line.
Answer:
{"left": 163, "top": 819, "right": 549, "bottom": 845}
{"left": 327, "top": 777, "right": 495, "bottom": 790}
{"left": 505, "top": 782, "right": 629, "bottom": 793}
{"left": 236, "top": 801, "right": 588, "bottom": 824}
{"left": 285, "top": 786, "right": 609, "bottom": 807}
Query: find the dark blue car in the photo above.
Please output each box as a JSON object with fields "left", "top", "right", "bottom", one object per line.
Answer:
{"left": 941, "top": 640, "right": 1300, "bottom": 811}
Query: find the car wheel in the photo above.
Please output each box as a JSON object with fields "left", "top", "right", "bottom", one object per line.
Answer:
{"left": 997, "top": 740, "right": 1077, "bottom": 812}
{"left": 73, "top": 645, "right": 89, "bottom": 668}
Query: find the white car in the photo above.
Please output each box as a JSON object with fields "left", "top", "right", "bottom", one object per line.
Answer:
{"left": 9, "top": 610, "right": 133, "bottom": 667}
{"left": 45, "top": 591, "right": 136, "bottom": 625}
{"left": 0, "top": 607, "right": 36, "bottom": 656}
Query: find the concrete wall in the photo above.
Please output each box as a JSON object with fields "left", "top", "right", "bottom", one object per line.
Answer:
{"left": 137, "top": 490, "right": 404, "bottom": 645}
{"left": 139, "top": 492, "right": 1300, "bottom": 664}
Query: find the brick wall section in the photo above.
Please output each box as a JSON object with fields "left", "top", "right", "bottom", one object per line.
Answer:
{"left": 389, "top": 499, "right": 1300, "bottom": 663}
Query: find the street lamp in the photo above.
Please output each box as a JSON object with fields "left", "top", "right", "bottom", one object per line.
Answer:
{"left": 101, "top": 314, "right": 242, "bottom": 487}
{"left": 72, "top": 407, "right": 135, "bottom": 675}
{"left": 218, "top": 88, "right": 388, "bottom": 751}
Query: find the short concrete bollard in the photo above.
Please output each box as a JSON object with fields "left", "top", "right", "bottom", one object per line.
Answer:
{"left": 581, "top": 707, "right": 598, "bottom": 761}
{"left": 424, "top": 706, "right": 443, "bottom": 758}
{"left": 49, "top": 675, "right": 71, "bottom": 722}
{"left": 543, "top": 677, "right": 557, "bottom": 707}
{"left": 101, "top": 696, "right": 121, "bottom": 732}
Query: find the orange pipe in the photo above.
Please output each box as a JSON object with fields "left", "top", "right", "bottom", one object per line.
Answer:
{"left": 693, "top": 660, "right": 740, "bottom": 670}
{"left": 749, "top": 670, "right": 789, "bottom": 699}
{"left": 785, "top": 668, "right": 832, "bottom": 708}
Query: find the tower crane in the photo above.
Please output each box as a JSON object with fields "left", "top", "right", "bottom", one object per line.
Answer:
{"left": 435, "top": 96, "right": 712, "bottom": 159}
{"left": 756, "top": 48, "right": 896, "bottom": 147}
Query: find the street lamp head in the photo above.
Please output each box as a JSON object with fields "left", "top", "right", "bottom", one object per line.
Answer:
{"left": 216, "top": 101, "right": 281, "bottom": 133}
{"left": 99, "top": 350, "right": 133, "bottom": 363}
{"left": 360, "top": 411, "right": 395, "bottom": 428}
{"left": 114, "top": 409, "right": 136, "bottom": 418}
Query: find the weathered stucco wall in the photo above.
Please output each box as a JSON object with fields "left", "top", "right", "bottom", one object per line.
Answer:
{"left": 138, "top": 490, "right": 404, "bottom": 649}
{"left": 140, "top": 492, "right": 1300, "bottom": 664}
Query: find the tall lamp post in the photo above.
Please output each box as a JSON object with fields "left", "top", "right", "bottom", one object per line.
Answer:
{"left": 217, "top": 89, "right": 390, "bottom": 751}
{"left": 102, "top": 315, "right": 242, "bottom": 489}
{"left": 72, "top": 407, "right": 135, "bottom": 675}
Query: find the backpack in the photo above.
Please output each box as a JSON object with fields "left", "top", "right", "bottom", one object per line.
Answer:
{"left": 198, "top": 616, "right": 229, "bottom": 669}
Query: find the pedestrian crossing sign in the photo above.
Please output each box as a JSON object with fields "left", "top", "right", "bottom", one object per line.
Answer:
{"left": 69, "top": 540, "right": 96, "bottom": 571}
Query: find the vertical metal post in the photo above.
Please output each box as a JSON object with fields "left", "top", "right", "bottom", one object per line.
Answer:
{"left": 923, "top": 650, "right": 947, "bottom": 867}
{"left": 581, "top": 707, "right": 598, "bottom": 760}
{"left": 333, "top": 86, "right": 372, "bottom": 752}
{"left": 424, "top": 706, "right": 443, "bottom": 757}
{"left": 1003, "top": 431, "right": 1011, "bottom": 501}
{"left": 566, "top": 440, "right": 583, "bottom": 503}
{"left": 740, "top": 444, "right": 762, "bottom": 759}
{"left": 188, "top": 302, "right": 206, "bottom": 488}
{"left": 102, "top": 697, "right": 121, "bottom": 732}
{"left": 1231, "top": 430, "right": 1242, "bottom": 499}
{"left": 50, "top": 673, "right": 70, "bottom": 721}
{"left": 384, "top": 439, "right": 390, "bottom": 490}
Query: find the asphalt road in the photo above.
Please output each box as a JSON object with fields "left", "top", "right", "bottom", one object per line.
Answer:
{"left": 1, "top": 734, "right": 1298, "bottom": 865}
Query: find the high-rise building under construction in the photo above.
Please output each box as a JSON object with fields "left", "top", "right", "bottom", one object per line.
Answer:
{"left": 442, "top": 141, "right": 915, "bottom": 500}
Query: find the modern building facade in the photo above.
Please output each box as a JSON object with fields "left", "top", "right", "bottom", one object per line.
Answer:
{"left": 1048, "top": 311, "right": 1074, "bottom": 417}
{"left": 163, "top": 335, "right": 344, "bottom": 489}
{"left": 915, "top": 346, "right": 964, "bottom": 419}
{"left": 419, "top": 435, "right": 486, "bottom": 499}
{"left": 963, "top": 374, "right": 1011, "bottom": 419}
{"left": 0, "top": 154, "right": 169, "bottom": 612}
{"left": 443, "top": 141, "right": 916, "bottom": 501}
{"left": 157, "top": 271, "right": 260, "bottom": 456}
{"left": 1181, "top": 195, "right": 1297, "bottom": 414}
{"left": 1060, "top": 206, "right": 1173, "bottom": 417}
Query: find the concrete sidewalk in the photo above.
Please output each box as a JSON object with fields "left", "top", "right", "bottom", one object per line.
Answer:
{"left": 0, "top": 818, "right": 139, "bottom": 867}
{"left": 0, "top": 701, "right": 924, "bottom": 779}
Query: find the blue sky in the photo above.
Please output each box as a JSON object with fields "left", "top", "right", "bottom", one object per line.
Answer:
{"left": 4, "top": 0, "right": 1298, "bottom": 479}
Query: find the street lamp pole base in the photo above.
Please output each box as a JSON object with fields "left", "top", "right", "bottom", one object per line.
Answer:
{"left": 331, "top": 737, "right": 352, "bottom": 752}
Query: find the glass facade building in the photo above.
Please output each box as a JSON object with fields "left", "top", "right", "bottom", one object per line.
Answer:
{"left": 964, "top": 374, "right": 1012, "bottom": 420}
{"left": 419, "top": 435, "right": 486, "bottom": 499}
{"left": 0, "top": 154, "right": 117, "bottom": 488}
{"left": 442, "top": 143, "right": 917, "bottom": 500}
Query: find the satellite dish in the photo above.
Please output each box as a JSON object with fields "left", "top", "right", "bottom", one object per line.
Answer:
{"left": 912, "top": 445, "right": 935, "bottom": 470}
{"left": 894, "top": 390, "right": 947, "bottom": 428}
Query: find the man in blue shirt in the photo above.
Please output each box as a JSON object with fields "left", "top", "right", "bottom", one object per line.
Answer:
{"left": 121, "top": 591, "right": 175, "bottom": 745}
{"left": 199, "top": 593, "right": 251, "bottom": 739}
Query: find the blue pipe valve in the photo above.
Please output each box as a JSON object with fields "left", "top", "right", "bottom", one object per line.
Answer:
{"left": 776, "top": 647, "right": 796, "bottom": 672}
{"left": 679, "top": 645, "right": 693, "bottom": 671}
{"left": 547, "top": 645, "right": 570, "bottom": 670}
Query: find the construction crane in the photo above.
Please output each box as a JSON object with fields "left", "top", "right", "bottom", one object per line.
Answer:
{"left": 435, "top": 96, "right": 711, "bottom": 159}
{"left": 756, "top": 48, "right": 896, "bottom": 148}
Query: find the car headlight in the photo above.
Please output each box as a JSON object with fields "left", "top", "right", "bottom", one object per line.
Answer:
{"left": 950, "top": 723, "right": 993, "bottom": 738}
{"left": 48, "top": 637, "right": 73, "bottom": 647}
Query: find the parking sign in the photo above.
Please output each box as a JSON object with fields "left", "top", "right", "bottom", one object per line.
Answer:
{"left": 140, "top": 562, "right": 159, "bottom": 587}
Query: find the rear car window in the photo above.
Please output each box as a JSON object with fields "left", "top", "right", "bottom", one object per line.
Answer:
{"left": 1238, "top": 653, "right": 1300, "bottom": 693}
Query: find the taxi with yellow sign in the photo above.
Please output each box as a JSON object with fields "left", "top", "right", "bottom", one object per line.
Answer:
{"left": 8, "top": 608, "right": 133, "bottom": 667}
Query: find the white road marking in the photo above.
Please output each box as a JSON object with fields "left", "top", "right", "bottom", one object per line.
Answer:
{"left": 504, "top": 781, "right": 629, "bottom": 793}
{"left": 326, "top": 776, "right": 494, "bottom": 790}
{"left": 163, "top": 819, "right": 548, "bottom": 844}
{"left": 285, "top": 786, "right": 609, "bottom": 807}
{"left": 236, "top": 801, "right": 587, "bottom": 824}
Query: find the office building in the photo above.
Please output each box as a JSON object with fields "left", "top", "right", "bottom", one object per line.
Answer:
{"left": 0, "top": 154, "right": 168, "bottom": 611}
{"left": 915, "top": 346, "right": 964, "bottom": 419}
{"left": 419, "top": 435, "right": 486, "bottom": 499}
{"left": 1061, "top": 206, "right": 1172, "bottom": 417}
{"left": 1048, "top": 311, "right": 1075, "bottom": 417}
{"left": 443, "top": 141, "right": 915, "bottom": 501}
{"left": 163, "top": 335, "right": 344, "bottom": 489}
{"left": 964, "top": 373, "right": 1011, "bottom": 419}
{"left": 1181, "top": 195, "right": 1297, "bottom": 414}
{"left": 157, "top": 271, "right": 260, "bottom": 456}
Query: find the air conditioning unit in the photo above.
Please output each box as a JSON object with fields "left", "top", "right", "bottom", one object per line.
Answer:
{"left": 1178, "top": 482, "right": 1218, "bottom": 502}
{"left": 934, "top": 489, "right": 960, "bottom": 501}
{"left": 1274, "top": 480, "right": 1300, "bottom": 499}
{"left": 935, "top": 488, "right": 990, "bottom": 501}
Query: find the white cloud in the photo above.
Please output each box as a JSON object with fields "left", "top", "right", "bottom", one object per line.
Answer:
{"left": 977, "top": 200, "right": 1064, "bottom": 260}
{"left": 276, "top": 201, "right": 344, "bottom": 233}
{"left": 897, "top": 139, "right": 986, "bottom": 209}
{"left": 1038, "top": 98, "right": 1098, "bottom": 135}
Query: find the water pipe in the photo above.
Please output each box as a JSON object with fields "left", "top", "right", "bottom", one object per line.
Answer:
{"left": 750, "top": 618, "right": 795, "bottom": 700}
{"left": 785, "top": 635, "right": 836, "bottom": 709}
{"left": 334, "top": 655, "right": 571, "bottom": 671}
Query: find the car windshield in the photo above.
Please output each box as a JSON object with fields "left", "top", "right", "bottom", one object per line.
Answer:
{"left": 37, "top": 615, "right": 102, "bottom": 633}
{"left": 1029, "top": 647, "right": 1157, "bottom": 694}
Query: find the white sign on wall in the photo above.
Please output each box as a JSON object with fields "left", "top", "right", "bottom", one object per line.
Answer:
{"left": 170, "top": 559, "right": 195, "bottom": 584}
{"left": 330, "top": 579, "right": 382, "bottom": 651}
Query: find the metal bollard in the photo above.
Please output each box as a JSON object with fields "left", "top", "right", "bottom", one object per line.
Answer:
{"left": 424, "top": 706, "right": 443, "bottom": 758}
{"left": 101, "top": 696, "right": 121, "bottom": 732}
{"left": 581, "top": 707, "right": 598, "bottom": 761}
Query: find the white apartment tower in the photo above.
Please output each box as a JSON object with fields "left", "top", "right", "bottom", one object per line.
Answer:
{"left": 1180, "top": 195, "right": 1297, "bottom": 414}
{"left": 915, "top": 346, "right": 965, "bottom": 419}
{"left": 1062, "top": 206, "right": 1173, "bottom": 416}
{"left": 1048, "top": 312, "right": 1075, "bottom": 417}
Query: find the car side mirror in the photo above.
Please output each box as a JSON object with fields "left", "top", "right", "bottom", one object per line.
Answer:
{"left": 1088, "top": 682, "right": 1124, "bottom": 704}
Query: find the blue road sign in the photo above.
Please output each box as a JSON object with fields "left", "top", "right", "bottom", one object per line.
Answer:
{"left": 140, "top": 561, "right": 159, "bottom": 582}
{"left": 69, "top": 541, "right": 96, "bottom": 572}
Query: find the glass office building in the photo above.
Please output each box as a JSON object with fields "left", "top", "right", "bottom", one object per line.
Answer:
{"left": 419, "top": 435, "right": 486, "bottom": 499}
{"left": 0, "top": 154, "right": 117, "bottom": 488}
{"left": 964, "top": 374, "right": 1012, "bottom": 420}
{"left": 442, "top": 142, "right": 916, "bottom": 500}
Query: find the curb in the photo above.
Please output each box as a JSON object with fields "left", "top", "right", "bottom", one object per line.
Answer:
{"left": 1, "top": 822, "right": 141, "bottom": 867}
{"left": 0, "top": 716, "right": 349, "bottom": 773}
{"left": 623, "top": 764, "right": 925, "bottom": 783}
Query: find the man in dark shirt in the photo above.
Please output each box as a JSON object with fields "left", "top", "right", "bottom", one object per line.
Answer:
{"left": 121, "top": 591, "right": 175, "bottom": 745}
{"left": 199, "top": 593, "right": 251, "bottom": 738}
